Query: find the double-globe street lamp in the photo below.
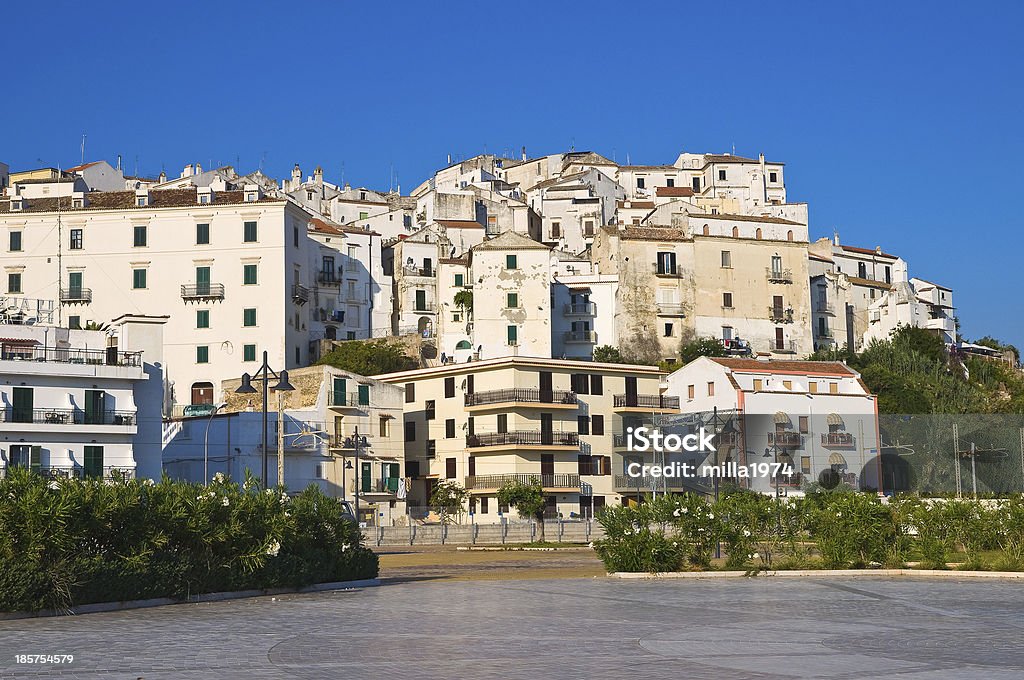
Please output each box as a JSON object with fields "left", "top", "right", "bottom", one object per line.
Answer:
{"left": 234, "top": 350, "right": 295, "bottom": 486}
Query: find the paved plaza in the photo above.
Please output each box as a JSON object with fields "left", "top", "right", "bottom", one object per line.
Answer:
{"left": 2, "top": 574, "right": 1023, "bottom": 679}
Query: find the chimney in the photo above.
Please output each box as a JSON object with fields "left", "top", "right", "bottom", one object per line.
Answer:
{"left": 195, "top": 162, "right": 203, "bottom": 175}
{"left": 833, "top": 231, "right": 840, "bottom": 246}
{"left": 521, "top": 146, "right": 527, "bottom": 161}
{"left": 158, "top": 171, "right": 167, "bottom": 183}
{"left": 875, "top": 246, "right": 882, "bottom": 255}
{"left": 117, "top": 154, "right": 122, "bottom": 171}
{"left": 314, "top": 166, "right": 323, "bottom": 186}
{"left": 291, "top": 163, "right": 302, "bottom": 190}
{"left": 181, "top": 164, "right": 193, "bottom": 178}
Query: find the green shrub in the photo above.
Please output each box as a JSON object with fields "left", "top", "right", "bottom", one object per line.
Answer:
{"left": 593, "top": 501, "right": 685, "bottom": 573}
{"left": 805, "top": 491, "right": 898, "bottom": 568}
{"left": 0, "top": 470, "right": 376, "bottom": 613}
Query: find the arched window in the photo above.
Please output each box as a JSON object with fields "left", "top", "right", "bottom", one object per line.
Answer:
{"left": 703, "top": 224, "right": 710, "bottom": 236}
{"left": 731, "top": 226, "right": 739, "bottom": 238}
{"left": 455, "top": 340, "right": 472, "bottom": 350}
{"left": 191, "top": 382, "right": 214, "bottom": 405}
{"left": 787, "top": 230, "right": 794, "bottom": 241}
{"left": 755, "top": 228, "right": 762, "bottom": 240}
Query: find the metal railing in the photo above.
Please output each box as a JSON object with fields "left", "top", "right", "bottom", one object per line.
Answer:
{"left": 653, "top": 263, "right": 684, "bottom": 277}
{"left": 766, "top": 268, "right": 793, "bottom": 283}
{"left": 0, "top": 465, "right": 135, "bottom": 481}
{"left": 59, "top": 287, "right": 93, "bottom": 304}
{"left": 412, "top": 302, "right": 437, "bottom": 312}
{"left": 0, "top": 346, "right": 142, "bottom": 367}
{"left": 402, "top": 265, "right": 435, "bottom": 277}
{"left": 768, "top": 431, "right": 802, "bottom": 447}
{"left": 0, "top": 408, "right": 136, "bottom": 426}
{"left": 771, "top": 341, "right": 798, "bottom": 354}
{"left": 564, "top": 330, "right": 596, "bottom": 343}
{"left": 614, "top": 474, "right": 691, "bottom": 490}
{"left": 563, "top": 302, "right": 595, "bottom": 316}
{"left": 816, "top": 300, "right": 835, "bottom": 314}
{"left": 317, "top": 271, "right": 341, "bottom": 286}
{"left": 180, "top": 283, "right": 225, "bottom": 300}
{"left": 815, "top": 327, "right": 835, "bottom": 339}
{"left": 768, "top": 307, "right": 794, "bottom": 323}
{"left": 465, "top": 389, "right": 577, "bottom": 407}
{"left": 465, "top": 473, "right": 581, "bottom": 490}
{"left": 656, "top": 302, "right": 686, "bottom": 316}
{"left": 613, "top": 394, "right": 681, "bottom": 409}
{"left": 330, "top": 434, "right": 372, "bottom": 449}
{"left": 328, "top": 391, "right": 368, "bottom": 408}
{"left": 821, "top": 432, "right": 855, "bottom": 447}
{"left": 291, "top": 284, "right": 309, "bottom": 304}
{"left": 466, "top": 431, "right": 580, "bottom": 448}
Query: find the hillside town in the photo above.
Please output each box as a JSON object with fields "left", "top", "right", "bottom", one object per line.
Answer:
{"left": 0, "top": 149, "right": 991, "bottom": 524}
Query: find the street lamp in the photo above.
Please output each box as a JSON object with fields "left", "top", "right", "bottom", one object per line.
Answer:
{"left": 234, "top": 350, "right": 295, "bottom": 486}
{"left": 203, "top": 402, "right": 228, "bottom": 483}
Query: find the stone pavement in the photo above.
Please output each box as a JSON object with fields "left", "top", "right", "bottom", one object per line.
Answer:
{"left": 1, "top": 577, "right": 1023, "bottom": 679}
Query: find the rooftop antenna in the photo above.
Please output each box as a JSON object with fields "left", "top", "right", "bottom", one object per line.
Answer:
{"left": 80, "top": 134, "right": 87, "bottom": 165}
{"left": 134, "top": 155, "right": 138, "bottom": 177}
{"left": 732, "top": 142, "right": 736, "bottom": 155}
{"left": 259, "top": 151, "right": 266, "bottom": 172}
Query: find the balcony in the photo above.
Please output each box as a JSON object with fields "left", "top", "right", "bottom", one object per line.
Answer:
{"left": 771, "top": 472, "right": 805, "bottom": 488}
{"left": 613, "top": 394, "right": 680, "bottom": 412}
{"left": 0, "top": 408, "right": 136, "bottom": 426}
{"left": 59, "top": 287, "right": 92, "bottom": 304}
{"left": 403, "top": 265, "right": 435, "bottom": 277}
{"left": 653, "top": 263, "right": 684, "bottom": 278}
{"left": 0, "top": 465, "right": 135, "bottom": 481}
{"left": 656, "top": 302, "right": 686, "bottom": 317}
{"left": 464, "top": 389, "right": 578, "bottom": 410}
{"left": 771, "top": 341, "right": 798, "bottom": 354}
{"left": 564, "top": 330, "right": 596, "bottom": 343}
{"left": 0, "top": 345, "right": 142, "bottom": 367}
{"left": 466, "top": 431, "right": 580, "bottom": 450}
{"left": 360, "top": 478, "right": 402, "bottom": 494}
{"left": 328, "top": 391, "right": 367, "bottom": 410}
{"left": 412, "top": 302, "right": 437, "bottom": 313}
{"left": 329, "top": 434, "right": 372, "bottom": 450}
{"left": 768, "top": 306, "right": 794, "bottom": 323}
{"left": 180, "top": 283, "right": 225, "bottom": 301}
{"left": 766, "top": 268, "right": 793, "bottom": 283}
{"left": 815, "top": 327, "right": 835, "bottom": 339}
{"left": 317, "top": 271, "right": 341, "bottom": 287}
{"left": 563, "top": 302, "right": 595, "bottom": 316}
{"left": 768, "top": 430, "right": 802, "bottom": 448}
{"left": 816, "top": 300, "right": 835, "bottom": 315}
{"left": 821, "top": 431, "right": 855, "bottom": 448}
{"left": 345, "top": 293, "right": 367, "bottom": 304}
{"left": 465, "top": 473, "right": 581, "bottom": 491}
{"left": 614, "top": 474, "right": 692, "bottom": 491}
{"left": 291, "top": 284, "right": 310, "bottom": 305}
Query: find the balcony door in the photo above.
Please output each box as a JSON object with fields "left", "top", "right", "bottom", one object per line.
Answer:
{"left": 775, "top": 328, "right": 785, "bottom": 350}
{"left": 10, "top": 444, "right": 40, "bottom": 472}
{"left": 195, "top": 266, "right": 211, "bottom": 296}
{"left": 67, "top": 271, "right": 83, "bottom": 297}
{"left": 12, "top": 387, "right": 33, "bottom": 423}
{"left": 541, "top": 453, "right": 554, "bottom": 478}
{"left": 84, "top": 390, "right": 106, "bottom": 425}
{"left": 539, "top": 371, "right": 553, "bottom": 403}
{"left": 624, "top": 376, "right": 638, "bottom": 408}
{"left": 84, "top": 445, "right": 103, "bottom": 479}
{"left": 540, "top": 413, "right": 553, "bottom": 446}
{"left": 415, "top": 289, "right": 426, "bottom": 311}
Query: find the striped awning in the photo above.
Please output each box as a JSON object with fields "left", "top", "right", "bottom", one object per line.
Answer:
{"left": 827, "top": 413, "right": 844, "bottom": 427}
{"left": 773, "top": 411, "right": 790, "bottom": 424}
{"left": 828, "top": 452, "right": 848, "bottom": 467}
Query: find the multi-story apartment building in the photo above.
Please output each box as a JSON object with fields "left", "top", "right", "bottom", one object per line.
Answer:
{"left": 0, "top": 314, "right": 165, "bottom": 481}
{"left": 664, "top": 357, "right": 881, "bottom": 495}
{"left": 0, "top": 187, "right": 316, "bottom": 412}
{"left": 376, "top": 356, "right": 677, "bottom": 521}
{"left": 863, "top": 265, "right": 957, "bottom": 346}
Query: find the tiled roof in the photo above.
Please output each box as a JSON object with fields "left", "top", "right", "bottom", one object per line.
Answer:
{"left": 473, "top": 230, "right": 550, "bottom": 251}
{"left": 847, "top": 276, "right": 891, "bottom": 290}
{"left": 689, "top": 212, "right": 804, "bottom": 226}
{"left": 619, "top": 165, "right": 678, "bottom": 171}
{"left": 808, "top": 253, "right": 834, "bottom": 263}
{"left": 309, "top": 217, "right": 381, "bottom": 237}
{"left": 436, "top": 219, "right": 483, "bottom": 229}
{"left": 618, "top": 226, "right": 690, "bottom": 242}
{"left": 710, "top": 357, "right": 856, "bottom": 377}
{"left": 656, "top": 186, "right": 695, "bottom": 197}
{"left": 0, "top": 188, "right": 282, "bottom": 214}
{"left": 562, "top": 151, "right": 616, "bottom": 166}
{"left": 616, "top": 200, "right": 655, "bottom": 209}
{"left": 839, "top": 244, "right": 898, "bottom": 259}
{"left": 65, "top": 161, "right": 103, "bottom": 172}
{"left": 438, "top": 257, "right": 469, "bottom": 265}
{"left": 526, "top": 171, "right": 587, "bottom": 192}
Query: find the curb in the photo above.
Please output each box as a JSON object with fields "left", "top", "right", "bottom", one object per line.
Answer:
{"left": 0, "top": 578, "right": 380, "bottom": 621}
{"left": 610, "top": 569, "right": 1024, "bottom": 580}
{"left": 456, "top": 546, "right": 592, "bottom": 552}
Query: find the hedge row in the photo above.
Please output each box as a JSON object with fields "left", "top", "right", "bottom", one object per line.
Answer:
{"left": 594, "top": 489, "right": 1024, "bottom": 573}
{"left": 0, "top": 470, "right": 377, "bottom": 612}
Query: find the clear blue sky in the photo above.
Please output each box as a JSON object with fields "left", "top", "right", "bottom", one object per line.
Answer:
{"left": 3, "top": 1, "right": 1022, "bottom": 347}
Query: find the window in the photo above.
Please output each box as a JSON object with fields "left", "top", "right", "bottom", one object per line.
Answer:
{"left": 506, "top": 293, "right": 518, "bottom": 308}
{"left": 755, "top": 228, "right": 762, "bottom": 240}
{"left": 507, "top": 325, "right": 518, "bottom": 345}
{"left": 723, "top": 292, "right": 733, "bottom": 308}
{"left": 359, "top": 211, "right": 369, "bottom": 220}
{"left": 243, "top": 221, "right": 258, "bottom": 242}
{"left": 783, "top": 380, "right": 793, "bottom": 390}
{"left": 578, "top": 415, "right": 590, "bottom": 435}
{"left": 592, "top": 414, "right": 604, "bottom": 436}
{"left": 707, "top": 382, "right": 715, "bottom": 397}
{"left": 68, "top": 315, "right": 81, "bottom": 329}
{"left": 590, "top": 374, "right": 603, "bottom": 395}
{"left": 7, "top": 273, "right": 22, "bottom": 293}
{"left": 692, "top": 176, "right": 701, "bottom": 191}
{"left": 771, "top": 255, "right": 783, "bottom": 274}
{"left": 196, "top": 345, "right": 209, "bottom": 363}
{"left": 137, "top": 196, "right": 147, "bottom": 207}
{"left": 84, "top": 445, "right": 104, "bottom": 479}
{"left": 358, "top": 384, "right": 370, "bottom": 405}
{"left": 293, "top": 225, "right": 299, "bottom": 247}
{"left": 799, "top": 416, "right": 809, "bottom": 433}
{"left": 404, "top": 420, "right": 416, "bottom": 442}
{"left": 243, "top": 308, "right": 257, "bottom": 327}
{"left": 787, "top": 230, "right": 794, "bottom": 241}
{"left": 196, "top": 223, "right": 210, "bottom": 244}
{"left": 664, "top": 323, "right": 673, "bottom": 337}
{"left": 496, "top": 414, "right": 507, "bottom": 433}
{"left": 243, "top": 264, "right": 258, "bottom": 285}
{"left": 551, "top": 221, "right": 561, "bottom": 238}
{"left": 132, "top": 268, "right": 147, "bottom": 289}
{"left": 721, "top": 250, "right": 731, "bottom": 268}
{"left": 571, "top": 373, "right": 590, "bottom": 395}
{"left": 133, "top": 225, "right": 147, "bottom": 247}
{"left": 732, "top": 226, "right": 739, "bottom": 237}
{"left": 718, "top": 169, "right": 727, "bottom": 181}
{"left": 405, "top": 383, "right": 415, "bottom": 403}
{"left": 830, "top": 382, "right": 839, "bottom": 394}
{"left": 481, "top": 496, "right": 489, "bottom": 514}
{"left": 243, "top": 344, "right": 256, "bottom": 361}
{"left": 687, "top": 384, "right": 695, "bottom": 399}
{"left": 446, "top": 458, "right": 457, "bottom": 479}
{"left": 858, "top": 262, "right": 867, "bottom": 278}
{"left": 584, "top": 220, "right": 594, "bottom": 236}
{"left": 505, "top": 255, "right": 517, "bottom": 269}
{"left": 454, "top": 273, "right": 464, "bottom": 287}
{"left": 425, "top": 400, "right": 435, "bottom": 420}
{"left": 426, "top": 440, "right": 436, "bottom": 459}
{"left": 666, "top": 178, "right": 675, "bottom": 187}
{"left": 722, "top": 326, "right": 733, "bottom": 340}
{"left": 9, "top": 231, "right": 21, "bottom": 252}
{"left": 70, "top": 229, "right": 83, "bottom": 250}
{"left": 444, "top": 377, "right": 455, "bottom": 398}
{"left": 769, "top": 171, "right": 778, "bottom": 183}
{"left": 445, "top": 419, "right": 456, "bottom": 438}
{"left": 809, "top": 381, "right": 818, "bottom": 393}
{"left": 636, "top": 177, "right": 646, "bottom": 189}
{"left": 380, "top": 416, "right": 390, "bottom": 438}
{"left": 801, "top": 456, "right": 811, "bottom": 474}
{"left": 753, "top": 379, "right": 763, "bottom": 391}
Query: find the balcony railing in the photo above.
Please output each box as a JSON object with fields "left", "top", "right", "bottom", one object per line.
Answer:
{"left": 465, "top": 473, "right": 581, "bottom": 490}
{"left": 0, "top": 408, "right": 137, "bottom": 426}
{"left": 466, "top": 431, "right": 580, "bottom": 448}
{"left": 403, "top": 265, "right": 435, "bottom": 277}
{"left": 771, "top": 341, "right": 798, "bottom": 354}
{"left": 766, "top": 268, "right": 793, "bottom": 283}
{"left": 821, "top": 432, "right": 855, "bottom": 447}
{"left": 317, "top": 271, "right": 341, "bottom": 286}
{"left": 346, "top": 293, "right": 367, "bottom": 304}
{"left": 613, "top": 394, "right": 681, "bottom": 410}
{"left": 563, "top": 303, "right": 595, "bottom": 316}
{"left": 361, "top": 477, "right": 402, "bottom": 493}
{"left": 564, "top": 330, "right": 596, "bottom": 343}
{"left": 0, "top": 465, "right": 135, "bottom": 481}
{"left": 653, "top": 263, "right": 684, "bottom": 277}
{"left": 181, "top": 283, "right": 225, "bottom": 301}
{"left": 815, "top": 327, "right": 835, "bottom": 339}
{"left": 328, "top": 391, "right": 368, "bottom": 408}
{"left": 465, "top": 389, "right": 577, "bottom": 407}
{"left": 412, "top": 302, "right": 437, "bottom": 313}
{"left": 614, "top": 474, "right": 691, "bottom": 490}
{"left": 59, "top": 287, "right": 92, "bottom": 304}
{"left": 768, "top": 307, "right": 794, "bottom": 323}
{"left": 816, "top": 300, "right": 835, "bottom": 315}
{"left": 330, "top": 434, "right": 372, "bottom": 449}
{"left": 291, "top": 284, "right": 309, "bottom": 305}
{"left": 768, "top": 431, "right": 802, "bottom": 448}
{"left": 656, "top": 303, "right": 686, "bottom": 316}
{"left": 771, "top": 472, "right": 804, "bottom": 488}
{"left": 0, "top": 345, "right": 142, "bottom": 366}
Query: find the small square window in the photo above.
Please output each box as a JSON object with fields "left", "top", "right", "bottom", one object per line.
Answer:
{"left": 243, "top": 264, "right": 258, "bottom": 285}
{"left": 132, "top": 268, "right": 147, "bottom": 289}
{"left": 133, "top": 225, "right": 147, "bottom": 247}
{"left": 243, "top": 221, "right": 258, "bottom": 242}
{"left": 505, "top": 254, "right": 517, "bottom": 270}
{"left": 9, "top": 231, "right": 22, "bottom": 252}
{"left": 197, "top": 310, "right": 210, "bottom": 329}
{"left": 243, "top": 308, "right": 257, "bottom": 327}
{"left": 243, "top": 344, "right": 256, "bottom": 362}
{"left": 68, "top": 315, "right": 81, "bottom": 330}
{"left": 718, "top": 169, "right": 727, "bottom": 181}
{"left": 454, "top": 274, "right": 464, "bottom": 287}
{"left": 196, "top": 346, "right": 209, "bottom": 364}
{"left": 506, "top": 293, "right": 518, "bottom": 308}
{"left": 7, "top": 273, "right": 22, "bottom": 293}
{"left": 196, "top": 223, "right": 210, "bottom": 245}
{"left": 70, "top": 229, "right": 83, "bottom": 250}
{"left": 769, "top": 171, "right": 778, "bottom": 183}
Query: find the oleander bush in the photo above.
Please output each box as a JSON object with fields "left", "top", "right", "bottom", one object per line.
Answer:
{"left": 0, "top": 469, "right": 377, "bottom": 613}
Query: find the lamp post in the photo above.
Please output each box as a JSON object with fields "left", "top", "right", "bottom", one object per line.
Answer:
{"left": 203, "top": 402, "right": 228, "bottom": 483}
{"left": 234, "top": 350, "right": 295, "bottom": 486}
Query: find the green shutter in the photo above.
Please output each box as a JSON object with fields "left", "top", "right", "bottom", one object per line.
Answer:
{"left": 243, "top": 264, "right": 258, "bottom": 285}
{"left": 506, "top": 254, "right": 517, "bottom": 269}
{"left": 197, "top": 310, "right": 210, "bottom": 328}
{"left": 196, "top": 223, "right": 210, "bottom": 244}
{"left": 361, "top": 461, "right": 372, "bottom": 493}
{"left": 243, "top": 344, "right": 256, "bottom": 361}
{"left": 333, "top": 377, "right": 347, "bottom": 405}
{"left": 244, "top": 221, "right": 258, "bottom": 242}
{"left": 244, "top": 308, "right": 256, "bottom": 326}
{"left": 507, "top": 325, "right": 517, "bottom": 344}
{"left": 197, "top": 346, "right": 209, "bottom": 363}
{"left": 68, "top": 271, "right": 83, "bottom": 294}
{"left": 30, "top": 446, "right": 41, "bottom": 474}
{"left": 133, "top": 269, "right": 146, "bottom": 289}
{"left": 84, "top": 446, "right": 103, "bottom": 478}
{"left": 12, "top": 387, "right": 33, "bottom": 423}
{"left": 85, "top": 390, "right": 106, "bottom": 425}
{"left": 506, "top": 293, "right": 518, "bottom": 308}
{"left": 357, "top": 384, "right": 370, "bottom": 405}
{"left": 454, "top": 274, "right": 463, "bottom": 287}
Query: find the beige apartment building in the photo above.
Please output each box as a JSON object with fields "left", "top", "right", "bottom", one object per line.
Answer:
{"left": 375, "top": 356, "right": 678, "bottom": 521}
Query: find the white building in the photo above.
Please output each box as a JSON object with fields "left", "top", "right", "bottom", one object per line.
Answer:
{"left": 0, "top": 314, "right": 166, "bottom": 481}
{"left": 863, "top": 263, "right": 957, "bottom": 346}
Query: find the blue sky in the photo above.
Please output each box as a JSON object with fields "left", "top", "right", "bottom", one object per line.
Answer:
{"left": 3, "top": 1, "right": 1022, "bottom": 347}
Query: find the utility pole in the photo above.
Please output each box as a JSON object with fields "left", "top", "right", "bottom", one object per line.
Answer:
{"left": 277, "top": 391, "right": 285, "bottom": 488}
{"left": 353, "top": 424, "right": 361, "bottom": 523}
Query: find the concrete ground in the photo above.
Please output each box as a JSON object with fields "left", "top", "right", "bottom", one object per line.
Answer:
{"left": 2, "top": 551, "right": 1023, "bottom": 679}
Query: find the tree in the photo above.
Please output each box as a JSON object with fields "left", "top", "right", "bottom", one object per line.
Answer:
{"left": 680, "top": 337, "right": 728, "bottom": 364}
{"left": 497, "top": 479, "right": 548, "bottom": 542}
{"left": 84, "top": 321, "right": 110, "bottom": 331}
{"left": 429, "top": 480, "right": 468, "bottom": 525}
{"left": 593, "top": 345, "right": 626, "bottom": 363}
{"left": 453, "top": 290, "right": 473, "bottom": 313}
{"left": 315, "top": 339, "right": 418, "bottom": 376}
